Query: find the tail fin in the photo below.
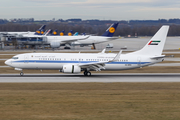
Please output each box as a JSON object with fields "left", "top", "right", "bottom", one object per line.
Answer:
{"left": 34, "top": 25, "right": 46, "bottom": 35}
{"left": 102, "top": 23, "right": 119, "bottom": 37}
{"left": 40, "top": 29, "right": 45, "bottom": 35}
{"left": 44, "top": 29, "right": 52, "bottom": 36}
{"left": 131, "top": 25, "right": 169, "bottom": 56}
{"left": 73, "top": 32, "right": 79, "bottom": 36}
{"left": 60, "top": 30, "right": 65, "bottom": 36}
{"left": 52, "top": 30, "right": 58, "bottom": 35}
{"left": 82, "top": 33, "right": 86, "bottom": 36}
{"left": 68, "top": 30, "right": 73, "bottom": 36}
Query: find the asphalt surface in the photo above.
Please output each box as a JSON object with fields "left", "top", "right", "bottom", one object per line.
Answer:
{"left": 0, "top": 73, "right": 180, "bottom": 83}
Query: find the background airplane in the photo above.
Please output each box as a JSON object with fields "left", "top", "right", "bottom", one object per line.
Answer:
{"left": 71, "top": 23, "right": 119, "bottom": 49}
{"left": 5, "top": 26, "right": 169, "bottom": 76}
{"left": 0, "top": 25, "right": 46, "bottom": 36}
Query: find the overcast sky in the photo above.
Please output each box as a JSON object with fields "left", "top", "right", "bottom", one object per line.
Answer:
{"left": 0, "top": 0, "right": 180, "bottom": 20}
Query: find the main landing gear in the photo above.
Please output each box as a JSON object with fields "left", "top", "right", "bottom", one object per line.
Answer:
{"left": 84, "top": 71, "right": 91, "bottom": 76}
{"left": 20, "top": 72, "right": 24, "bottom": 76}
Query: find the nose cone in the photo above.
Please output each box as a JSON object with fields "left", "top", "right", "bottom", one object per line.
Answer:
{"left": 5, "top": 59, "right": 11, "bottom": 66}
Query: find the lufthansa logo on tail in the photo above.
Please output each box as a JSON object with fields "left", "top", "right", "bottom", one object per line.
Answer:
{"left": 53, "top": 32, "right": 57, "bottom": 35}
{"left": 109, "top": 27, "right": 115, "bottom": 33}
{"left": 41, "top": 31, "right": 44, "bottom": 34}
{"left": 60, "top": 32, "right": 64, "bottom": 36}
{"left": 68, "top": 33, "right": 72, "bottom": 36}
{"left": 36, "top": 31, "right": 40, "bottom": 34}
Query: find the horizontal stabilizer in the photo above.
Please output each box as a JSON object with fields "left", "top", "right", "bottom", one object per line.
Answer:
{"left": 150, "top": 55, "right": 165, "bottom": 59}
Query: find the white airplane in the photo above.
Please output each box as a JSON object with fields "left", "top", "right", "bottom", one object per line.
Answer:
{"left": 21, "top": 23, "right": 119, "bottom": 49}
{"left": 71, "top": 23, "right": 119, "bottom": 49}
{"left": 18, "top": 29, "right": 90, "bottom": 48}
{"left": 0, "top": 25, "right": 46, "bottom": 36}
{"left": 5, "top": 25, "right": 169, "bottom": 76}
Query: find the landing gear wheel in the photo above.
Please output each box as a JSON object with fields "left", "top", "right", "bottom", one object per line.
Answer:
{"left": 20, "top": 72, "right": 24, "bottom": 76}
{"left": 84, "top": 71, "right": 91, "bottom": 76}
{"left": 87, "top": 72, "right": 91, "bottom": 76}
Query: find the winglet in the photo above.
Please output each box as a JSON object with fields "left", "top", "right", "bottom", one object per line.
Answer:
{"left": 100, "top": 49, "right": 106, "bottom": 54}
{"left": 110, "top": 50, "right": 122, "bottom": 62}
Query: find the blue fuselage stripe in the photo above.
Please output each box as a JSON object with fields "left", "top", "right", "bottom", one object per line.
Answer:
{"left": 13, "top": 60, "right": 150, "bottom": 64}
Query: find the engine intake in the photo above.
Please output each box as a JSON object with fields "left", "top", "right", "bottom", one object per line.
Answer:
{"left": 50, "top": 42, "right": 60, "bottom": 48}
{"left": 62, "top": 65, "right": 81, "bottom": 74}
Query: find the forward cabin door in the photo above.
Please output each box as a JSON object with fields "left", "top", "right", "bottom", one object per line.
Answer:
{"left": 24, "top": 55, "right": 29, "bottom": 63}
{"left": 137, "top": 57, "right": 141, "bottom": 67}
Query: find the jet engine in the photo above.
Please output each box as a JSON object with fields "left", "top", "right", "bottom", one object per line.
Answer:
{"left": 50, "top": 42, "right": 60, "bottom": 48}
{"left": 62, "top": 64, "right": 81, "bottom": 73}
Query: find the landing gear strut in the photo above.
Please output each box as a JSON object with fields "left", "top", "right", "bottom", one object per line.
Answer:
{"left": 84, "top": 71, "right": 91, "bottom": 76}
{"left": 20, "top": 72, "right": 24, "bottom": 76}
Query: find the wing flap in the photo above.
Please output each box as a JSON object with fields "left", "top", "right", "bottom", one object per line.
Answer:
{"left": 78, "top": 50, "right": 122, "bottom": 71}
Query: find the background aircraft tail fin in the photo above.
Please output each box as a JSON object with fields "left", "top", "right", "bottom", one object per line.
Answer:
{"left": 52, "top": 30, "right": 58, "bottom": 35}
{"left": 60, "top": 30, "right": 65, "bottom": 36}
{"left": 131, "top": 25, "right": 169, "bottom": 56}
{"left": 102, "top": 23, "right": 119, "bottom": 37}
{"left": 44, "top": 29, "right": 52, "bottom": 36}
{"left": 68, "top": 30, "right": 73, "bottom": 36}
{"left": 73, "top": 32, "right": 79, "bottom": 36}
{"left": 34, "top": 25, "right": 46, "bottom": 35}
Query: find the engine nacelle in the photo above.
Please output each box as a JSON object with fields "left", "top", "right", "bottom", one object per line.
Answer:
{"left": 50, "top": 42, "right": 60, "bottom": 48}
{"left": 62, "top": 65, "right": 81, "bottom": 74}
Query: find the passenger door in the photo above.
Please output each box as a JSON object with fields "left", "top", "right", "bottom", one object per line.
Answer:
{"left": 24, "top": 55, "right": 29, "bottom": 63}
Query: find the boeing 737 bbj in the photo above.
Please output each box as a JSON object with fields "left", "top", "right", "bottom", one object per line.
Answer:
{"left": 5, "top": 26, "right": 169, "bottom": 76}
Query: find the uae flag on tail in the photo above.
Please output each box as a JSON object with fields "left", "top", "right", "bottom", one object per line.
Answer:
{"left": 148, "top": 41, "right": 161, "bottom": 45}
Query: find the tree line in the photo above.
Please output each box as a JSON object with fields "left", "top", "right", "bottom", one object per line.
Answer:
{"left": 0, "top": 23, "right": 180, "bottom": 36}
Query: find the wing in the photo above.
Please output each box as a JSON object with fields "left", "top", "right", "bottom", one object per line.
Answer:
{"left": 106, "top": 37, "right": 119, "bottom": 40}
{"left": 79, "top": 61, "right": 107, "bottom": 71}
{"left": 78, "top": 50, "right": 122, "bottom": 71}
{"left": 61, "top": 35, "right": 90, "bottom": 43}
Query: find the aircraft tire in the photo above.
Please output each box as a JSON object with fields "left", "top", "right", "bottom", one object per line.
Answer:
{"left": 87, "top": 72, "right": 91, "bottom": 76}
{"left": 20, "top": 72, "right": 24, "bottom": 76}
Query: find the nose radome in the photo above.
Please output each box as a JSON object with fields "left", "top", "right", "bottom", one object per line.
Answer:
{"left": 5, "top": 60, "right": 10, "bottom": 66}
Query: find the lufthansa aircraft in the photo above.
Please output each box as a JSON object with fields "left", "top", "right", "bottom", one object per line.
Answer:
{"left": 71, "top": 23, "right": 119, "bottom": 49}
{"left": 0, "top": 25, "right": 46, "bottom": 36}
{"left": 5, "top": 26, "right": 169, "bottom": 76}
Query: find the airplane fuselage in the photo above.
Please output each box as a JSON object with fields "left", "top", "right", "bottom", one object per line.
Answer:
{"left": 5, "top": 53, "right": 162, "bottom": 71}
{"left": 71, "top": 36, "right": 118, "bottom": 46}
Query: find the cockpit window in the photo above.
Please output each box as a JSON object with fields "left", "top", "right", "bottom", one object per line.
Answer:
{"left": 12, "top": 57, "right": 19, "bottom": 59}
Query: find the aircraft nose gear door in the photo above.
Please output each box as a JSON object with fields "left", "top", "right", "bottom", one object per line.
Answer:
{"left": 24, "top": 55, "right": 29, "bottom": 63}
{"left": 137, "top": 57, "right": 141, "bottom": 67}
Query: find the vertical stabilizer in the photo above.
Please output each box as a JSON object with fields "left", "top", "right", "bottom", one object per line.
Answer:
{"left": 60, "top": 30, "right": 65, "bottom": 36}
{"left": 102, "top": 23, "right": 119, "bottom": 37}
{"left": 131, "top": 25, "right": 169, "bottom": 56}
{"left": 68, "top": 30, "right": 73, "bottom": 36}
{"left": 34, "top": 25, "right": 46, "bottom": 35}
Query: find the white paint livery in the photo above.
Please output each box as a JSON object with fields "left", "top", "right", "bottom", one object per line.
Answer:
{"left": 5, "top": 26, "right": 169, "bottom": 76}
